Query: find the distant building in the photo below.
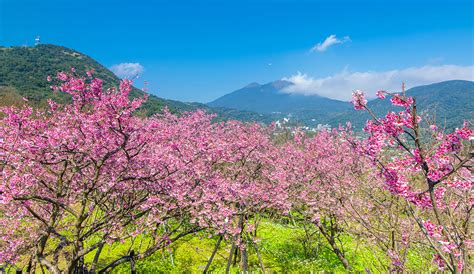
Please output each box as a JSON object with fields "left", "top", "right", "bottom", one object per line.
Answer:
{"left": 316, "top": 124, "right": 331, "bottom": 131}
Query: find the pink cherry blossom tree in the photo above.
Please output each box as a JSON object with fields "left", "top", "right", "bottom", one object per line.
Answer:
{"left": 351, "top": 86, "right": 473, "bottom": 273}
{"left": 0, "top": 71, "right": 293, "bottom": 273}
{"left": 192, "top": 121, "right": 291, "bottom": 273}
{"left": 340, "top": 169, "right": 421, "bottom": 272}
{"left": 2, "top": 70, "right": 471, "bottom": 273}
{"left": 0, "top": 71, "right": 212, "bottom": 273}
{"left": 275, "top": 128, "right": 369, "bottom": 270}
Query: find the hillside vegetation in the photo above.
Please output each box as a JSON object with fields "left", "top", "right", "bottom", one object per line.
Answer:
{"left": 210, "top": 78, "right": 474, "bottom": 130}
{"left": 2, "top": 45, "right": 471, "bottom": 129}
{"left": 330, "top": 80, "right": 474, "bottom": 130}
{"left": 0, "top": 56, "right": 472, "bottom": 273}
{"left": 208, "top": 80, "right": 350, "bottom": 125}
{"left": 0, "top": 45, "right": 190, "bottom": 113}
{"left": 0, "top": 44, "right": 273, "bottom": 122}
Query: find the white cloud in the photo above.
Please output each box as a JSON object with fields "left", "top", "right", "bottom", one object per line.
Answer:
{"left": 282, "top": 65, "right": 474, "bottom": 101}
{"left": 311, "top": 34, "right": 351, "bottom": 52}
{"left": 110, "top": 63, "right": 144, "bottom": 78}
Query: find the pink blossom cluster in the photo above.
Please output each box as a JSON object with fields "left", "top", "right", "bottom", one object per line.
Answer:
{"left": 353, "top": 88, "right": 473, "bottom": 272}
{"left": 376, "top": 90, "right": 386, "bottom": 99}
{"left": 390, "top": 94, "right": 413, "bottom": 108}
{"left": 351, "top": 90, "right": 367, "bottom": 110}
{"left": 0, "top": 72, "right": 294, "bottom": 268}
{"left": 0, "top": 73, "right": 471, "bottom": 272}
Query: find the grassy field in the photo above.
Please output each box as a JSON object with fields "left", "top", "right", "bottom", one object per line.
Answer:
{"left": 88, "top": 220, "right": 436, "bottom": 273}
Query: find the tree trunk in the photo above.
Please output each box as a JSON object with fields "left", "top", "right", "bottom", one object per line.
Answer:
{"left": 226, "top": 244, "right": 236, "bottom": 274}
{"left": 249, "top": 235, "right": 266, "bottom": 273}
{"left": 316, "top": 223, "right": 351, "bottom": 270}
{"left": 241, "top": 243, "right": 249, "bottom": 273}
{"left": 90, "top": 242, "right": 104, "bottom": 274}
{"left": 238, "top": 214, "right": 248, "bottom": 273}
{"left": 203, "top": 235, "right": 223, "bottom": 273}
{"left": 130, "top": 250, "right": 136, "bottom": 274}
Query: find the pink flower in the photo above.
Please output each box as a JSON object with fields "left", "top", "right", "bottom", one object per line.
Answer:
{"left": 458, "top": 259, "right": 464, "bottom": 272}
{"left": 413, "top": 149, "right": 423, "bottom": 164}
{"left": 376, "top": 90, "right": 386, "bottom": 99}
{"left": 57, "top": 71, "right": 68, "bottom": 81}
{"left": 390, "top": 95, "right": 413, "bottom": 108}
{"left": 440, "top": 241, "right": 457, "bottom": 253}
{"left": 351, "top": 90, "right": 367, "bottom": 110}
{"left": 401, "top": 233, "right": 409, "bottom": 245}
{"left": 423, "top": 220, "right": 442, "bottom": 238}
{"left": 455, "top": 125, "right": 473, "bottom": 140}
{"left": 387, "top": 250, "right": 402, "bottom": 268}
{"left": 433, "top": 254, "right": 446, "bottom": 270}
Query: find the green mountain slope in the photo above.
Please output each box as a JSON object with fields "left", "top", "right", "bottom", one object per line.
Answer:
{"left": 329, "top": 80, "right": 474, "bottom": 130}
{"left": 208, "top": 79, "right": 473, "bottom": 129}
{"left": 0, "top": 44, "right": 202, "bottom": 114}
{"left": 2, "top": 45, "right": 471, "bottom": 128}
{"left": 208, "top": 80, "right": 351, "bottom": 125}
{"left": 0, "top": 44, "right": 273, "bottom": 123}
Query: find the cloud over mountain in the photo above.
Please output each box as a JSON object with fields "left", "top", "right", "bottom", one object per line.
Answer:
{"left": 110, "top": 62, "right": 144, "bottom": 79}
{"left": 282, "top": 65, "right": 474, "bottom": 101}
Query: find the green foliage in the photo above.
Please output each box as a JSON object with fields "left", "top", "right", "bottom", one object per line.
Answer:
{"left": 0, "top": 44, "right": 274, "bottom": 123}
{"left": 105, "top": 220, "right": 434, "bottom": 273}
{"left": 1, "top": 45, "right": 472, "bottom": 127}
{"left": 329, "top": 80, "right": 474, "bottom": 130}
{"left": 208, "top": 78, "right": 474, "bottom": 129}
{"left": 0, "top": 45, "right": 182, "bottom": 113}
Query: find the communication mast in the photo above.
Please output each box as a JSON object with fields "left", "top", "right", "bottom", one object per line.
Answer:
{"left": 35, "top": 36, "right": 41, "bottom": 46}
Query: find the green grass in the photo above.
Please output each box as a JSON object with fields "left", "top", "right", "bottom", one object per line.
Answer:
{"left": 2, "top": 219, "right": 435, "bottom": 273}
{"left": 104, "top": 220, "right": 434, "bottom": 273}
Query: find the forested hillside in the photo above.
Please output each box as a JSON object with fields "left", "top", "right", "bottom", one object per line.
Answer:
{"left": 0, "top": 44, "right": 274, "bottom": 122}
{"left": 330, "top": 80, "right": 474, "bottom": 130}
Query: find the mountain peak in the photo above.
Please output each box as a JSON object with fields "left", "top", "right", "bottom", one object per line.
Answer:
{"left": 244, "top": 82, "right": 261, "bottom": 88}
{"left": 208, "top": 78, "right": 350, "bottom": 120}
{"left": 268, "top": 80, "right": 293, "bottom": 90}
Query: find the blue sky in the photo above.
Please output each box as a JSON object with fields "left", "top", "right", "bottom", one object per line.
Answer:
{"left": 1, "top": 0, "right": 473, "bottom": 102}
